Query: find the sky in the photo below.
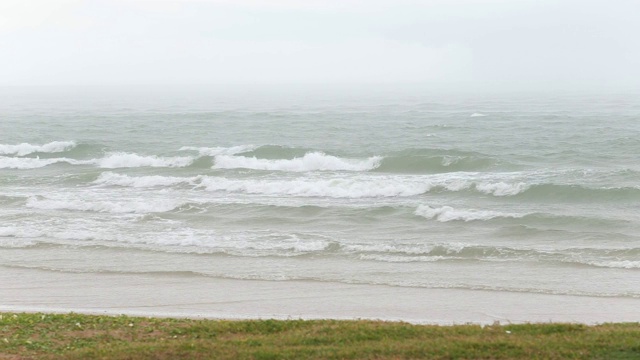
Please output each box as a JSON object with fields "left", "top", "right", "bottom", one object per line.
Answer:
{"left": 1, "top": 0, "right": 639, "bottom": 90}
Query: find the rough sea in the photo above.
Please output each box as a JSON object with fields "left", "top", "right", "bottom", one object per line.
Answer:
{"left": 1, "top": 87, "right": 639, "bottom": 299}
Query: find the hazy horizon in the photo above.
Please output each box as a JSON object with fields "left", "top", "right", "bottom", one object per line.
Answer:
{"left": 2, "top": 0, "right": 639, "bottom": 91}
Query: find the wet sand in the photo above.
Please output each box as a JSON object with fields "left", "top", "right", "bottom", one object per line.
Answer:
{"left": 2, "top": 267, "right": 639, "bottom": 324}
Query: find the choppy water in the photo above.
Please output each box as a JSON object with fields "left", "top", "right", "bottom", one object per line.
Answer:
{"left": 1, "top": 87, "right": 639, "bottom": 298}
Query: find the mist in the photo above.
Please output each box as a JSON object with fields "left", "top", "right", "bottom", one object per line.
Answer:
{"left": 1, "top": 0, "right": 639, "bottom": 91}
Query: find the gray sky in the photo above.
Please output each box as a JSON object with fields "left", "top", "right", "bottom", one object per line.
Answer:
{"left": 1, "top": 0, "right": 639, "bottom": 90}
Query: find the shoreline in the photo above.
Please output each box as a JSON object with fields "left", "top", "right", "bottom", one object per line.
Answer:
{"left": 3, "top": 267, "right": 640, "bottom": 325}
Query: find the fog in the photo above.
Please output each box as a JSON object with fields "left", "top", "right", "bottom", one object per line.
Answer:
{"left": 1, "top": 0, "right": 639, "bottom": 91}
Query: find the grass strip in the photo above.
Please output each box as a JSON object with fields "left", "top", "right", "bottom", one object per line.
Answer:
{"left": 1, "top": 312, "right": 639, "bottom": 359}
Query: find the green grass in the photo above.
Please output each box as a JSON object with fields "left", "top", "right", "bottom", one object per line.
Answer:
{"left": 0, "top": 313, "right": 639, "bottom": 359}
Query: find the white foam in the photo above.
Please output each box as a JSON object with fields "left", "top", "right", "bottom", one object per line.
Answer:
{"left": 441, "top": 156, "right": 462, "bottom": 167}
{"left": 0, "top": 156, "right": 86, "bottom": 169}
{"left": 584, "top": 260, "right": 640, "bottom": 269}
{"left": 0, "top": 226, "right": 42, "bottom": 238}
{"left": 94, "top": 172, "right": 193, "bottom": 187}
{"left": 358, "top": 254, "right": 446, "bottom": 262}
{"left": 470, "top": 113, "right": 487, "bottom": 117}
{"left": 213, "top": 152, "right": 382, "bottom": 172}
{"left": 343, "top": 243, "right": 433, "bottom": 255}
{"left": 26, "top": 197, "right": 183, "bottom": 214}
{"left": 475, "top": 182, "right": 529, "bottom": 196}
{"left": 0, "top": 141, "right": 76, "bottom": 156}
{"left": 0, "top": 226, "right": 17, "bottom": 237}
{"left": 82, "top": 228, "right": 334, "bottom": 255}
{"left": 198, "top": 176, "right": 431, "bottom": 198}
{"left": 95, "top": 153, "right": 194, "bottom": 168}
{"left": 179, "top": 145, "right": 255, "bottom": 156}
{"left": 415, "top": 205, "right": 521, "bottom": 222}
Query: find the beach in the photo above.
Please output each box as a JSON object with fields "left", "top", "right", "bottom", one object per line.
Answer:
{"left": 1, "top": 88, "right": 640, "bottom": 328}
{"left": 3, "top": 267, "right": 639, "bottom": 325}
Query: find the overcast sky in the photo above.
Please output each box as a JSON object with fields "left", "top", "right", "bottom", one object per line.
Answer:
{"left": 1, "top": 0, "right": 638, "bottom": 90}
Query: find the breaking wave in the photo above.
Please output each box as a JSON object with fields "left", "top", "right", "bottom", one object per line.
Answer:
{"left": 213, "top": 152, "right": 382, "bottom": 172}
{"left": 0, "top": 141, "right": 77, "bottom": 156}
{"left": 414, "top": 205, "right": 522, "bottom": 222}
{"left": 25, "top": 196, "right": 184, "bottom": 214}
{"left": 179, "top": 145, "right": 256, "bottom": 156}
{"left": 95, "top": 153, "right": 194, "bottom": 168}
{"left": 198, "top": 176, "right": 429, "bottom": 198}
{"left": 0, "top": 156, "right": 86, "bottom": 169}
{"left": 93, "top": 172, "right": 193, "bottom": 187}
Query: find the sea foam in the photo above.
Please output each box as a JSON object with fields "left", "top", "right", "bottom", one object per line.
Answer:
{"left": 95, "top": 153, "right": 194, "bottom": 168}
{"left": 475, "top": 182, "right": 529, "bottom": 196}
{"left": 198, "top": 176, "right": 431, "bottom": 198}
{"left": 26, "top": 197, "right": 184, "bottom": 214}
{"left": 213, "top": 152, "right": 382, "bottom": 172}
{"left": 179, "top": 145, "right": 255, "bottom": 156}
{"left": 94, "top": 172, "right": 193, "bottom": 187}
{"left": 0, "top": 156, "right": 86, "bottom": 169}
{"left": 0, "top": 141, "right": 76, "bottom": 156}
{"left": 414, "top": 205, "right": 521, "bottom": 222}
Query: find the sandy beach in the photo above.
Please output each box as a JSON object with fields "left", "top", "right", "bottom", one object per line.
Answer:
{"left": 2, "top": 267, "right": 639, "bottom": 325}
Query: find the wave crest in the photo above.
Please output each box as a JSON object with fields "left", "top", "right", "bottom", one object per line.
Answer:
{"left": 199, "top": 176, "right": 429, "bottom": 198}
{"left": 95, "top": 153, "right": 194, "bottom": 168}
{"left": 94, "top": 172, "right": 193, "bottom": 187}
{"left": 26, "top": 197, "right": 184, "bottom": 214}
{"left": 0, "top": 141, "right": 76, "bottom": 156}
{"left": 213, "top": 152, "right": 382, "bottom": 172}
{"left": 179, "top": 145, "right": 255, "bottom": 156}
{"left": 415, "top": 205, "right": 522, "bottom": 222}
{"left": 0, "top": 156, "right": 86, "bottom": 169}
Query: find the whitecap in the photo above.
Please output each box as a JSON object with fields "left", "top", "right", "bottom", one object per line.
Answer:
{"left": 94, "top": 152, "right": 194, "bottom": 168}
{"left": 0, "top": 156, "right": 87, "bottom": 169}
{"left": 0, "top": 141, "right": 76, "bottom": 156}
{"left": 475, "top": 182, "right": 529, "bottom": 196}
{"left": 26, "top": 197, "right": 183, "bottom": 214}
{"left": 583, "top": 260, "right": 640, "bottom": 269}
{"left": 213, "top": 152, "right": 382, "bottom": 172}
{"left": 93, "top": 172, "right": 194, "bottom": 187}
{"left": 470, "top": 113, "right": 487, "bottom": 117}
{"left": 198, "top": 176, "right": 431, "bottom": 198}
{"left": 414, "top": 205, "right": 521, "bottom": 222}
{"left": 179, "top": 144, "right": 255, "bottom": 157}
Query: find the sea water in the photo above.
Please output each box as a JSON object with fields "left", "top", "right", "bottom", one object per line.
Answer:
{"left": 1, "top": 86, "right": 639, "bottom": 299}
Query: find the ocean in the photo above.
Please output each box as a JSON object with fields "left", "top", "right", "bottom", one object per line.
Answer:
{"left": 1, "top": 86, "right": 639, "bottom": 302}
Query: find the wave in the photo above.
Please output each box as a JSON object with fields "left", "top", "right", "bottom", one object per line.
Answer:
{"left": 512, "top": 183, "right": 640, "bottom": 201}
{"left": 0, "top": 141, "right": 76, "bottom": 156}
{"left": 236, "top": 145, "right": 311, "bottom": 159}
{"left": 93, "top": 172, "right": 430, "bottom": 197}
{"left": 25, "top": 196, "right": 185, "bottom": 214}
{"left": 376, "top": 155, "right": 499, "bottom": 173}
{"left": 475, "top": 182, "right": 529, "bottom": 196}
{"left": 0, "top": 156, "right": 87, "bottom": 169}
{"left": 90, "top": 171, "right": 640, "bottom": 203}
{"left": 95, "top": 152, "right": 194, "bottom": 168}
{"left": 374, "top": 148, "right": 504, "bottom": 173}
{"left": 582, "top": 260, "right": 640, "bottom": 269}
{"left": 415, "top": 205, "right": 522, "bottom": 222}
{"left": 213, "top": 152, "right": 382, "bottom": 172}
{"left": 93, "top": 172, "right": 194, "bottom": 187}
{"left": 198, "top": 176, "right": 430, "bottom": 198}
{"left": 179, "top": 145, "right": 255, "bottom": 156}
{"left": 470, "top": 113, "right": 486, "bottom": 117}
{"left": 344, "top": 242, "right": 640, "bottom": 269}
{"left": 5, "top": 224, "right": 638, "bottom": 271}
{"left": 0, "top": 153, "right": 194, "bottom": 170}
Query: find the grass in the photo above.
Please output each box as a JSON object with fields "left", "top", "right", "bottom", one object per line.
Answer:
{"left": 0, "top": 313, "right": 639, "bottom": 359}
